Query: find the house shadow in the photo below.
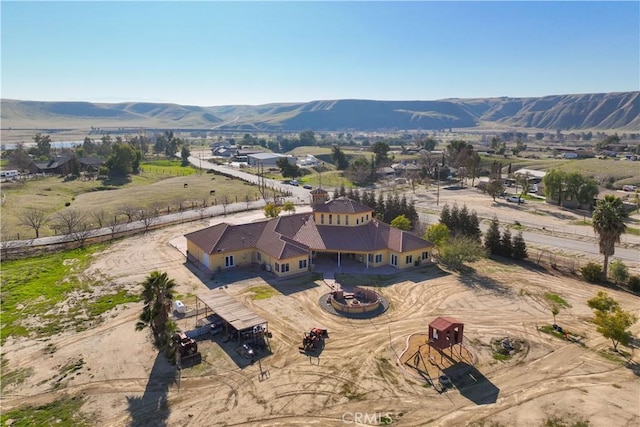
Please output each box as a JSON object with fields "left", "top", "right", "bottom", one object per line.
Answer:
{"left": 443, "top": 362, "right": 499, "bottom": 405}
{"left": 183, "top": 261, "right": 320, "bottom": 296}
{"left": 457, "top": 267, "right": 512, "bottom": 296}
{"left": 126, "top": 352, "right": 177, "bottom": 427}
{"left": 211, "top": 332, "right": 273, "bottom": 369}
{"left": 260, "top": 273, "right": 321, "bottom": 296}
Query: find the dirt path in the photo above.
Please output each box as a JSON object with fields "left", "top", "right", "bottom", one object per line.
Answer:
{"left": 2, "top": 212, "right": 639, "bottom": 426}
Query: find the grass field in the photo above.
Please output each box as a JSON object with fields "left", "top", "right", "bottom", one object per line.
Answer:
{"left": 0, "top": 160, "right": 271, "bottom": 239}
{"left": 0, "top": 244, "right": 141, "bottom": 343}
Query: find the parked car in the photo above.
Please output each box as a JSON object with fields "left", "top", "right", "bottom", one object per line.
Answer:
{"left": 303, "top": 184, "right": 312, "bottom": 190}
{"left": 290, "top": 179, "right": 299, "bottom": 186}
{"left": 506, "top": 195, "right": 524, "bottom": 203}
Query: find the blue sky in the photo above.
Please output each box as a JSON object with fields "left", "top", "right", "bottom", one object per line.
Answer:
{"left": 2, "top": 1, "right": 638, "bottom": 106}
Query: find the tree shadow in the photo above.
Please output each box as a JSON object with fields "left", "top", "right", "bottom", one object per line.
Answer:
{"left": 101, "top": 176, "right": 132, "bottom": 187}
{"left": 457, "top": 267, "right": 512, "bottom": 296}
{"left": 443, "top": 362, "right": 500, "bottom": 405}
{"left": 126, "top": 352, "right": 177, "bottom": 427}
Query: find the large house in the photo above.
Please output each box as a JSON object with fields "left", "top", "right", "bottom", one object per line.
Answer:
{"left": 185, "top": 191, "right": 434, "bottom": 278}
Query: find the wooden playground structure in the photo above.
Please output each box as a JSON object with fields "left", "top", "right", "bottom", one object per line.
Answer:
{"left": 400, "top": 317, "right": 474, "bottom": 390}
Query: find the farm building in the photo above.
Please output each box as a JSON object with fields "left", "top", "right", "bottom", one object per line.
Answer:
{"left": 185, "top": 195, "right": 433, "bottom": 278}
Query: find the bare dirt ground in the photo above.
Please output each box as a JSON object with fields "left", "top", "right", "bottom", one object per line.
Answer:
{"left": 2, "top": 200, "right": 639, "bottom": 426}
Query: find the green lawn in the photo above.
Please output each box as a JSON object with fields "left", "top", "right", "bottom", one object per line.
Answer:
{"left": 0, "top": 244, "right": 139, "bottom": 343}
{"left": 1, "top": 161, "right": 273, "bottom": 239}
{"left": 0, "top": 396, "right": 90, "bottom": 427}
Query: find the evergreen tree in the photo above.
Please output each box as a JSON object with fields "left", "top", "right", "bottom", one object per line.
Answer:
{"left": 468, "top": 210, "right": 482, "bottom": 243}
{"left": 440, "top": 204, "right": 452, "bottom": 229}
{"left": 512, "top": 232, "right": 528, "bottom": 259}
{"left": 449, "top": 204, "right": 461, "bottom": 236}
{"left": 333, "top": 186, "right": 340, "bottom": 199}
{"left": 376, "top": 193, "right": 385, "bottom": 219}
{"left": 500, "top": 228, "right": 514, "bottom": 258}
{"left": 339, "top": 183, "right": 347, "bottom": 198}
{"left": 484, "top": 217, "right": 502, "bottom": 255}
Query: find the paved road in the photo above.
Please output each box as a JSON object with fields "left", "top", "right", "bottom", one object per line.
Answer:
{"left": 5, "top": 156, "right": 638, "bottom": 267}
{"left": 418, "top": 213, "right": 639, "bottom": 265}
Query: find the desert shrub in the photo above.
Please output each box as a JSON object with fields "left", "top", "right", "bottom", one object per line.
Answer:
{"left": 580, "top": 262, "right": 602, "bottom": 283}
{"left": 609, "top": 260, "right": 629, "bottom": 284}
{"left": 628, "top": 275, "right": 640, "bottom": 292}
{"left": 64, "top": 201, "right": 71, "bottom": 207}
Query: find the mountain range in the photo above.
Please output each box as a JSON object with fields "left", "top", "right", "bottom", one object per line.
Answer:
{"left": 2, "top": 92, "right": 638, "bottom": 132}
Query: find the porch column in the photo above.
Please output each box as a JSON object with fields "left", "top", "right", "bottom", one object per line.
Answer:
{"left": 366, "top": 253, "right": 369, "bottom": 269}
{"left": 337, "top": 252, "right": 341, "bottom": 267}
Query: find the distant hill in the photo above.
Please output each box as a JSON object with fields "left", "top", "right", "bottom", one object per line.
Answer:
{"left": 2, "top": 92, "right": 638, "bottom": 131}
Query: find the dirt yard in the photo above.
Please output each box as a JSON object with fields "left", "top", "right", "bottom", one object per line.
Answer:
{"left": 2, "top": 201, "right": 639, "bottom": 427}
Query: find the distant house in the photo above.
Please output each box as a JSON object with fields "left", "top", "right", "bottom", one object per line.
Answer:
{"left": 29, "top": 156, "right": 104, "bottom": 175}
{"left": 246, "top": 152, "right": 294, "bottom": 167}
{"left": 185, "top": 196, "right": 433, "bottom": 278}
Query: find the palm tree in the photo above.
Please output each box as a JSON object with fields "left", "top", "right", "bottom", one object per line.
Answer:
{"left": 135, "top": 271, "right": 177, "bottom": 351}
{"left": 592, "top": 195, "right": 628, "bottom": 280}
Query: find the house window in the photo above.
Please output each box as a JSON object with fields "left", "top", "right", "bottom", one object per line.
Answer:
{"left": 366, "top": 214, "right": 369, "bottom": 221}
{"left": 225, "top": 255, "right": 234, "bottom": 267}
{"left": 329, "top": 214, "right": 333, "bottom": 225}
{"left": 422, "top": 251, "right": 429, "bottom": 260}
{"left": 299, "top": 259, "right": 307, "bottom": 269}
{"left": 275, "top": 263, "right": 280, "bottom": 272}
{"left": 406, "top": 255, "right": 413, "bottom": 264}
{"left": 282, "top": 263, "right": 290, "bottom": 272}
{"left": 257, "top": 252, "right": 262, "bottom": 262}
{"left": 391, "top": 254, "right": 397, "bottom": 266}
{"left": 345, "top": 216, "right": 349, "bottom": 225}
{"left": 368, "top": 254, "right": 373, "bottom": 262}
{"left": 356, "top": 218, "right": 359, "bottom": 225}
{"left": 337, "top": 215, "right": 341, "bottom": 225}
{"left": 375, "top": 254, "right": 383, "bottom": 263}
{"left": 320, "top": 214, "right": 324, "bottom": 224}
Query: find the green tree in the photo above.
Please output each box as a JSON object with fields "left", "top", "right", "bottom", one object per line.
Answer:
{"left": 331, "top": 146, "right": 349, "bottom": 170}
{"left": 282, "top": 200, "right": 296, "bottom": 215}
{"left": 425, "top": 223, "right": 451, "bottom": 250}
{"left": 371, "top": 141, "right": 390, "bottom": 166}
{"left": 587, "top": 290, "right": 620, "bottom": 313}
{"left": 587, "top": 291, "right": 637, "bottom": 352}
{"left": 576, "top": 177, "right": 599, "bottom": 209}
{"left": 32, "top": 133, "right": 52, "bottom": 158}
{"left": 543, "top": 169, "right": 565, "bottom": 205}
{"left": 500, "top": 228, "right": 513, "bottom": 258}
{"left": 592, "top": 195, "right": 628, "bottom": 280}
{"left": 422, "top": 137, "right": 437, "bottom": 151}
{"left": 276, "top": 157, "right": 301, "bottom": 178}
{"left": 593, "top": 309, "right": 637, "bottom": 351}
{"left": 484, "top": 217, "right": 502, "bottom": 255}
{"left": 106, "top": 143, "right": 141, "bottom": 178}
{"left": 264, "top": 202, "right": 282, "bottom": 218}
{"left": 299, "top": 130, "right": 316, "bottom": 145}
{"left": 487, "top": 179, "right": 505, "bottom": 202}
{"left": 511, "top": 232, "right": 528, "bottom": 260}
{"left": 181, "top": 145, "right": 191, "bottom": 166}
{"left": 345, "top": 156, "right": 374, "bottom": 184}
{"left": 135, "top": 271, "right": 177, "bottom": 352}
{"left": 439, "top": 236, "right": 487, "bottom": 269}
{"left": 609, "top": 260, "right": 629, "bottom": 284}
{"left": 390, "top": 214, "right": 411, "bottom": 231}
{"left": 551, "top": 305, "right": 560, "bottom": 325}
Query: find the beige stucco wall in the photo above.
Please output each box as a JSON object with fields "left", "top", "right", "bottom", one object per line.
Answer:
{"left": 313, "top": 211, "right": 373, "bottom": 227}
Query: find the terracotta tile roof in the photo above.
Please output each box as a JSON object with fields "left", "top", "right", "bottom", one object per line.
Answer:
{"left": 185, "top": 198, "right": 433, "bottom": 261}
{"left": 429, "top": 317, "right": 463, "bottom": 331}
{"left": 185, "top": 221, "right": 267, "bottom": 255}
{"left": 313, "top": 197, "right": 372, "bottom": 214}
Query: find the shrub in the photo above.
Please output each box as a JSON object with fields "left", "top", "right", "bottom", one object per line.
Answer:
{"left": 580, "top": 262, "right": 602, "bottom": 283}
{"left": 628, "top": 276, "right": 640, "bottom": 293}
{"left": 609, "top": 260, "right": 629, "bottom": 284}
{"left": 64, "top": 201, "right": 71, "bottom": 207}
